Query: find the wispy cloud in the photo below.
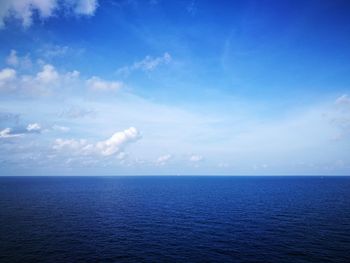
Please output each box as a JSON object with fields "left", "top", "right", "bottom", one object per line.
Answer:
{"left": 156, "top": 154, "right": 172, "bottom": 166}
{"left": 58, "top": 106, "right": 96, "bottom": 119}
{"left": 117, "top": 52, "right": 172, "bottom": 76}
{"left": 52, "top": 125, "right": 70, "bottom": 132}
{"left": 86, "top": 76, "right": 124, "bottom": 91}
{"left": 38, "top": 45, "right": 69, "bottom": 58}
{"left": 6, "top": 50, "right": 19, "bottom": 66}
{"left": 6, "top": 50, "right": 32, "bottom": 69}
{"left": 189, "top": 155, "right": 203, "bottom": 162}
{"left": 186, "top": 0, "right": 197, "bottom": 16}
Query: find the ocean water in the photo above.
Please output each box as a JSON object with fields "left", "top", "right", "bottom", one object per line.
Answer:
{"left": 0, "top": 176, "right": 350, "bottom": 262}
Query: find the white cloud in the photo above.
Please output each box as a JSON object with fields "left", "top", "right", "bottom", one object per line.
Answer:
{"left": 0, "top": 68, "right": 16, "bottom": 91}
{"left": 96, "top": 127, "right": 141, "bottom": 156}
{"left": 87, "top": 76, "right": 123, "bottom": 91}
{"left": 39, "top": 45, "right": 69, "bottom": 58}
{"left": 64, "top": 70, "right": 80, "bottom": 80}
{"left": 3, "top": 86, "right": 350, "bottom": 174}
{"left": 5, "top": 50, "right": 32, "bottom": 69}
{"left": 1, "top": 59, "right": 124, "bottom": 96}
{"left": 0, "top": 122, "right": 44, "bottom": 139}
{"left": 0, "top": 128, "right": 22, "bottom": 138}
{"left": 0, "top": 63, "right": 79, "bottom": 95}
{"left": 26, "top": 123, "right": 41, "bottom": 132}
{"left": 134, "top": 52, "right": 171, "bottom": 71}
{"left": 189, "top": 155, "right": 203, "bottom": 162}
{"left": 0, "top": 0, "right": 57, "bottom": 28}
{"left": 53, "top": 127, "right": 141, "bottom": 157}
{"left": 6, "top": 50, "right": 18, "bottom": 66}
{"left": 74, "top": 0, "right": 98, "bottom": 15}
{"left": 16, "top": 64, "right": 61, "bottom": 95}
{"left": 330, "top": 94, "right": 350, "bottom": 140}
{"left": 156, "top": 154, "right": 172, "bottom": 166}
{"left": 36, "top": 64, "right": 59, "bottom": 84}
{"left": 117, "top": 52, "right": 172, "bottom": 76}
{"left": 59, "top": 106, "right": 95, "bottom": 119}
{"left": 0, "top": 68, "right": 16, "bottom": 81}
{"left": 38, "top": 45, "right": 85, "bottom": 60}
{"left": 0, "top": 0, "right": 98, "bottom": 29}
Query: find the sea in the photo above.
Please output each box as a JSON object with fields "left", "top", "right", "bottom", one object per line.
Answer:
{"left": 0, "top": 176, "right": 350, "bottom": 262}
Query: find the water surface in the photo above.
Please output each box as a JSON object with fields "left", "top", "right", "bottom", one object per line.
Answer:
{"left": 1, "top": 176, "right": 350, "bottom": 262}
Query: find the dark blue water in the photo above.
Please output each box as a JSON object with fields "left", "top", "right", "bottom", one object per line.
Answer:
{"left": 1, "top": 176, "right": 350, "bottom": 262}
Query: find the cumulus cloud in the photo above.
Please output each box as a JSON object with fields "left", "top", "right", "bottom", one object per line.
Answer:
{"left": 117, "top": 52, "right": 172, "bottom": 76}
{"left": 2, "top": 54, "right": 124, "bottom": 95}
{"left": 156, "top": 154, "right": 172, "bottom": 166}
{"left": 26, "top": 123, "right": 41, "bottom": 132}
{"left": 96, "top": 127, "right": 141, "bottom": 156}
{"left": 0, "top": 68, "right": 16, "bottom": 81}
{"left": 53, "top": 127, "right": 141, "bottom": 157}
{"left": 0, "top": 63, "right": 80, "bottom": 95}
{"left": 0, "top": 0, "right": 99, "bottom": 28}
{"left": 36, "top": 64, "right": 59, "bottom": 84}
{"left": 18, "top": 64, "right": 63, "bottom": 94}
{"left": 87, "top": 76, "right": 124, "bottom": 91}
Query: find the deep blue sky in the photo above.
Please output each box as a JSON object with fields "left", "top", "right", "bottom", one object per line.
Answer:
{"left": 0, "top": 0, "right": 350, "bottom": 175}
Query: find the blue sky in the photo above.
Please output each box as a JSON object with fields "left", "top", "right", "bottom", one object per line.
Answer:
{"left": 0, "top": 0, "right": 350, "bottom": 175}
